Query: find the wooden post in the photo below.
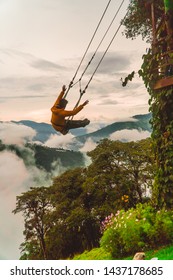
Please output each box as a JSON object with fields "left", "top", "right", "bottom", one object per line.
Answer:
{"left": 151, "top": 2, "right": 156, "bottom": 47}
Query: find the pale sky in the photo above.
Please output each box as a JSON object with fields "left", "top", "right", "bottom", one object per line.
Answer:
{"left": 0, "top": 0, "right": 152, "bottom": 260}
{"left": 0, "top": 0, "right": 149, "bottom": 124}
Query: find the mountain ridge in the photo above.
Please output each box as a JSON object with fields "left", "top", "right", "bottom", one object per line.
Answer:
{"left": 1, "top": 113, "right": 151, "bottom": 144}
{"left": 75, "top": 113, "right": 152, "bottom": 143}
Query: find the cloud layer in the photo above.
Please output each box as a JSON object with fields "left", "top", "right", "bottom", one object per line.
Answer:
{"left": 110, "top": 129, "right": 151, "bottom": 142}
{"left": 0, "top": 116, "right": 151, "bottom": 259}
{"left": 0, "top": 122, "right": 36, "bottom": 145}
{"left": 0, "top": 122, "right": 70, "bottom": 259}
{"left": 0, "top": 151, "right": 30, "bottom": 259}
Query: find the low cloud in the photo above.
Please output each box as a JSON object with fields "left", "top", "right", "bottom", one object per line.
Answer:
{"left": 51, "top": 159, "right": 66, "bottom": 177}
{"left": 0, "top": 151, "right": 31, "bottom": 259}
{"left": 85, "top": 51, "right": 132, "bottom": 75}
{"left": 84, "top": 122, "right": 105, "bottom": 133}
{"left": 98, "top": 99, "right": 119, "bottom": 106}
{"left": 0, "top": 94, "right": 46, "bottom": 99}
{"left": 44, "top": 133, "right": 76, "bottom": 149}
{"left": 1, "top": 48, "right": 66, "bottom": 73}
{"left": 0, "top": 122, "right": 71, "bottom": 259}
{"left": 0, "top": 148, "right": 65, "bottom": 259}
{"left": 30, "top": 58, "right": 66, "bottom": 72}
{"left": 0, "top": 122, "right": 36, "bottom": 145}
{"left": 79, "top": 138, "right": 97, "bottom": 153}
{"left": 0, "top": 76, "right": 58, "bottom": 94}
{"left": 110, "top": 129, "right": 151, "bottom": 142}
{"left": 0, "top": 151, "right": 31, "bottom": 194}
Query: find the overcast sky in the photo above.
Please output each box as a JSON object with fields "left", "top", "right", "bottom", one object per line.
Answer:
{"left": 0, "top": 0, "right": 149, "bottom": 124}
{"left": 0, "top": 0, "right": 152, "bottom": 259}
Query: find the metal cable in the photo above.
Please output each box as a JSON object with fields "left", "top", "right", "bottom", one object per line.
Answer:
{"left": 64, "top": 0, "right": 113, "bottom": 98}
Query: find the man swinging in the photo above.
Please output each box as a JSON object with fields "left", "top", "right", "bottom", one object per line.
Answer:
{"left": 51, "top": 85, "right": 90, "bottom": 135}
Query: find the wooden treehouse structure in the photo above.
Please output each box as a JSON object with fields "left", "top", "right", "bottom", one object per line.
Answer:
{"left": 148, "top": 0, "right": 173, "bottom": 89}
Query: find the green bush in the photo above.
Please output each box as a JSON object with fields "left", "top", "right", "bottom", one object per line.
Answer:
{"left": 100, "top": 204, "right": 173, "bottom": 259}
{"left": 149, "top": 209, "right": 173, "bottom": 246}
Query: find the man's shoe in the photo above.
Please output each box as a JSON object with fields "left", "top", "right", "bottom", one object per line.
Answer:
{"left": 82, "top": 118, "right": 90, "bottom": 127}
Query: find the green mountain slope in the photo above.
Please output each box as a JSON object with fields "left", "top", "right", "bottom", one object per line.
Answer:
{"left": 1, "top": 113, "right": 151, "bottom": 145}
{"left": 75, "top": 113, "right": 152, "bottom": 143}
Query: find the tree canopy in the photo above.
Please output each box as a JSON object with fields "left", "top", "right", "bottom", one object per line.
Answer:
{"left": 13, "top": 138, "right": 155, "bottom": 259}
{"left": 123, "top": 0, "right": 164, "bottom": 41}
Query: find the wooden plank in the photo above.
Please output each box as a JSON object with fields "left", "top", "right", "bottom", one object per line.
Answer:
{"left": 154, "top": 76, "right": 173, "bottom": 89}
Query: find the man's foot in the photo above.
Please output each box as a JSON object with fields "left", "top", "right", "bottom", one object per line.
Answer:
{"left": 82, "top": 118, "right": 90, "bottom": 127}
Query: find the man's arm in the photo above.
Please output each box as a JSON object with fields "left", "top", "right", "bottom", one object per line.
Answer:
{"left": 52, "top": 85, "right": 66, "bottom": 107}
{"left": 61, "top": 100, "right": 89, "bottom": 117}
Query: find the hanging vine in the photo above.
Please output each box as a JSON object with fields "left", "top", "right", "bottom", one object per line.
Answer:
{"left": 119, "top": 0, "right": 173, "bottom": 208}
{"left": 121, "top": 71, "right": 135, "bottom": 87}
{"left": 138, "top": 47, "right": 173, "bottom": 209}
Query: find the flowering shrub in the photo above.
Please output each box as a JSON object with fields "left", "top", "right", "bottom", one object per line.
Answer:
{"left": 100, "top": 204, "right": 173, "bottom": 258}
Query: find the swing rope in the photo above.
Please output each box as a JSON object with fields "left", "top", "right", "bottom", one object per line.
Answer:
{"left": 68, "top": 9, "right": 128, "bottom": 124}
{"left": 64, "top": 0, "right": 113, "bottom": 98}
{"left": 74, "top": 0, "right": 126, "bottom": 90}
{"left": 81, "top": 12, "right": 128, "bottom": 96}
{"left": 72, "top": 3, "right": 127, "bottom": 111}
{"left": 65, "top": 0, "right": 127, "bottom": 122}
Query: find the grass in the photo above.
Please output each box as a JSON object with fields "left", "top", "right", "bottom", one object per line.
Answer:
{"left": 73, "top": 245, "right": 173, "bottom": 260}
{"left": 73, "top": 247, "right": 112, "bottom": 260}
{"left": 145, "top": 245, "right": 173, "bottom": 260}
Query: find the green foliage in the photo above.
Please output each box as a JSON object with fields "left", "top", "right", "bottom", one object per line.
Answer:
{"left": 31, "top": 144, "right": 85, "bottom": 171}
{"left": 0, "top": 142, "right": 85, "bottom": 172}
{"left": 0, "top": 139, "right": 6, "bottom": 151}
{"left": 47, "top": 168, "right": 102, "bottom": 259}
{"left": 153, "top": 245, "right": 173, "bottom": 260}
{"left": 87, "top": 138, "right": 155, "bottom": 209}
{"left": 123, "top": 1, "right": 173, "bottom": 208}
{"left": 122, "top": 0, "right": 163, "bottom": 42}
{"left": 150, "top": 209, "right": 173, "bottom": 245}
{"left": 139, "top": 47, "right": 173, "bottom": 208}
{"left": 121, "top": 71, "right": 135, "bottom": 87}
{"left": 73, "top": 244, "right": 173, "bottom": 260}
{"left": 13, "top": 186, "right": 53, "bottom": 260}
{"left": 100, "top": 204, "right": 173, "bottom": 259}
{"left": 73, "top": 247, "right": 112, "bottom": 260}
{"left": 13, "top": 139, "right": 155, "bottom": 260}
{"left": 19, "top": 241, "right": 43, "bottom": 260}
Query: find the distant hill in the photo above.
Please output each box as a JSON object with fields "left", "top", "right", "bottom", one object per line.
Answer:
{"left": 0, "top": 114, "right": 152, "bottom": 178}
{"left": 12, "top": 120, "right": 57, "bottom": 142}
{"left": 0, "top": 140, "right": 86, "bottom": 172}
{"left": 12, "top": 120, "right": 89, "bottom": 142}
{"left": 12, "top": 113, "right": 151, "bottom": 144}
{"left": 31, "top": 144, "right": 85, "bottom": 172}
{"left": 74, "top": 113, "right": 152, "bottom": 144}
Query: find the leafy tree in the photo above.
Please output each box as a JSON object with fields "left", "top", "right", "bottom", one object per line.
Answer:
{"left": 47, "top": 168, "right": 101, "bottom": 259}
{"left": 19, "top": 241, "right": 42, "bottom": 260}
{"left": 86, "top": 139, "right": 155, "bottom": 212}
{"left": 13, "top": 139, "right": 155, "bottom": 259}
{"left": 13, "top": 186, "right": 53, "bottom": 259}
{"left": 123, "top": 0, "right": 163, "bottom": 41}
{"left": 45, "top": 139, "right": 154, "bottom": 259}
